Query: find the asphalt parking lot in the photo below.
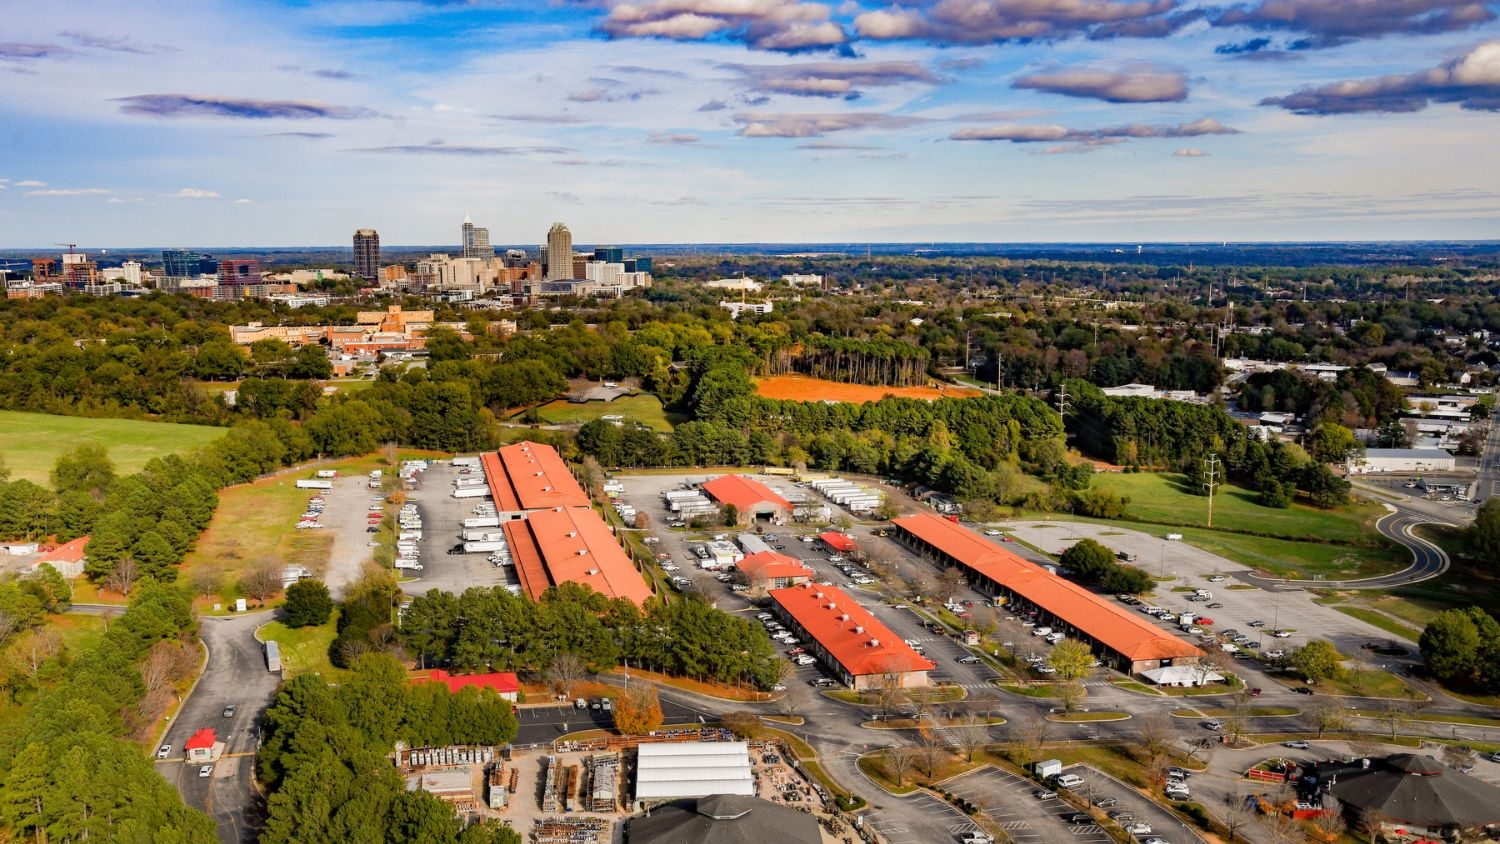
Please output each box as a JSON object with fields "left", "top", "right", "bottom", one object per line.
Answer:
{"left": 860, "top": 789, "right": 984, "bottom": 844}
{"left": 945, "top": 765, "right": 1111, "bottom": 844}
{"left": 399, "top": 462, "right": 518, "bottom": 598}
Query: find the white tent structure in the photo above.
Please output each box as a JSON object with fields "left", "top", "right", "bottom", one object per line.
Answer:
{"left": 634, "top": 742, "right": 754, "bottom": 807}
{"left": 1141, "top": 665, "right": 1223, "bottom": 687}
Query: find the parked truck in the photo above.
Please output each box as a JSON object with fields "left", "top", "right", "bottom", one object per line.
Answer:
{"left": 265, "top": 640, "right": 282, "bottom": 673}
{"left": 451, "top": 486, "right": 490, "bottom": 499}
{"left": 315, "top": 469, "right": 338, "bottom": 479}
{"left": 463, "top": 516, "right": 502, "bottom": 529}
{"left": 295, "top": 479, "right": 334, "bottom": 490}
{"left": 464, "top": 540, "right": 505, "bottom": 553}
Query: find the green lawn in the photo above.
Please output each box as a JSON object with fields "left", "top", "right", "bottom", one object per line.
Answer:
{"left": 0, "top": 410, "right": 224, "bottom": 484}
{"left": 1092, "top": 472, "right": 1390, "bottom": 544}
{"left": 532, "top": 394, "right": 678, "bottom": 432}
{"left": 258, "top": 617, "right": 345, "bottom": 680}
{"left": 1324, "top": 605, "right": 1423, "bottom": 642}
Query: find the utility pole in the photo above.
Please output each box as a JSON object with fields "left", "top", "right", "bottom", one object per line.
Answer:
{"left": 1203, "top": 453, "right": 1221, "bottom": 528}
{"left": 1056, "top": 384, "right": 1070, "bottom": 420}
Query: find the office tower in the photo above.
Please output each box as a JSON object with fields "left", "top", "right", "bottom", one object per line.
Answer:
{"left": 594, "top": 246, "right": 623, "bottom": 264}
{"left": 546, "top": 222, "right": 573, "bottom": 281}
{"left": 218, "top": 258, "right": 261, "bottom": 287}
{"left": 162, "top": 248, "right": 212, "bottom": 280}
{"left": 462, "top": 214, "right": 493, "bottom": 259}
{"left": 354, "top": 229, "right": 380, "bottom": 281}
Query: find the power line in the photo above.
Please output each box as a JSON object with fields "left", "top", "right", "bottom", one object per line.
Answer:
{"left": 1203, "top": 452, "right": 1221, "bottom": 528}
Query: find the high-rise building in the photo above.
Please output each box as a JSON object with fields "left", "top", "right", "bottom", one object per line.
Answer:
{"left": 353, "top": 229, "right": 380, "bottom": 281}
{"left": 219, "top": 259, "right": 262, "bottom": 287}
{"left": 163, "top": 248, "right": 213, "bottom": 280}
{"left": 462, "top": 214, "right": 493, "bottom": 259}
{"left": 594, "top": 246, "right": 623, "bottom": 264}
{"left": 546, "top": 222, "right": 573, "bottom": 281}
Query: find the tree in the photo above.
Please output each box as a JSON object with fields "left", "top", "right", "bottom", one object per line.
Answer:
{"left": 104, "top": 556, "right": 141, "bottom": 599}
{"left": 284, "top": 580, "right": 334, "bottom": 628}
{"left": 545, "top": 652, "right": 588, "bottom": 700}
{"left": 1442, "top": 743, "right": 1476, "bottom": 769}
{"left": 614, "top": 683, "right": 663, "bottom": 735}
{"left": 50, "top": 443, "right": 116, "bottom": 501}
{"left": 191, "top": 568, "right": 223, "bottom": 600}
{"left": 1136, "top": 712, "right": 1174, "bottom": 783}
{"left": 935, "top": 566, "right": 967, "bottom": 605}
{"left": 948, "top": 714, "right": 991, "bottom": 762}
{"left": 1059, "top": 538, "right": 1117, "bottom": 581}
{"left": 242, "top": 560, "right": 283, "bottom": 607}
{"left": 1049, "top": 639, "right": 1093, "bottom": 712}
{"left": 886, "top": 744, "right": 920, "bottom": 787}
{"left": 1307, "top": 699, "right": 1349, "bottom": 738}
{"left": 721, "top": 503, "right": 740, "bottom": 527}
{"left": 1013, "top": 708, "right": 1050, "bottom": 768}
{"left": 1472, "top": 500, "right": 1500, "bottom": 562}
{"left": 1291, "top": 640, "right": 1343, "bottom": 683}
{"left": 1308, "top": 423, "right": 1360, "bottom": 464}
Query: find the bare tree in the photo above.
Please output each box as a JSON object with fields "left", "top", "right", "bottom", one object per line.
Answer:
{"left": 1347, "top": 737, "right": 1383, "bottom": 763}
{"left": 887, "top": 744, "right": 920, "bottom": 788}
{"left": 1307, "top": 699, "right": 1349, "bottom": 738}
{"left": 968, "top": 604, "right": 999, "bottom": 638}
{"left": 104, "top": 556, "right": 141, "bottom": 599}
{"left": 1313, "top": 796, "right": 1347, "bottom": 840}
{"left": 869, "top": 659, "right": 910, "bottom": 719}
{"left": 1357, "top": 807, "right": 1388, "bottom": 842}
{"left": 948, "top": 714, "right": 991, "bottom": 763}
{"left": 1442, "top": 743, "right": 1477, "bottom": 770}
{"left": 935, "top": 566, "right": 967, "bottom": 605}
{"left": 190, "top": 568, "right": 223, "bottom": 600}
{"left": 546, "top": 652, "right": 588, "bottom": 700}
{"left": 917, "top": 721, "right": 949, "bottom": 777}
{"left": 1136, "top": 711, "right": 1174, "bottom": 782}
{"left": 1222, "top": 781, "right": 1250, "bottom": 842}
{"left": 241, "top": 560, "right": 283, "bottom": 607}
{"left": 1261, "top": 807, "right": 1302, "bottom": 844}
{"left": 0, "top": 609, "right": 19, "bottom": 646}
{"left": 1013, "top": 708, "right": 1051, "bottom": 768}
{"left": 8, "top": 628, "right": 62, "bottom": 679}
{"left": 1380, "top": 699, "right": 1411, "bottom": 740}
{"left": 1223, "top": 692, "right": 1250, "bottom": 745}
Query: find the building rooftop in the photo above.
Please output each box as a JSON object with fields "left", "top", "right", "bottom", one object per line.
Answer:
{"left": 819, "top": 531, "right": 858, "bottom": 553}
{"left": 894, "top": 513, "right": 1202, "bottom": 662}
{"left": 769, "top": 582, "right": 933, "bottom": 676}
{"left": 185, "top": 728, "right": 216, "bottom": 751}
{"left": 626, "top": 794, "right": 821, "bottom": 844}
{"left": 701, "top": 475, "right": 792, "bottom": 512}
{"left": 1323, "top": 753, "right": 1500, "bottom": 827}
{"left": 42, "top": 535, "right": 89, "bottom": 564}
{"left": 501, "top": 506, "right": 653, "bottom": 605}
{"left": 736, "top": 551, "right": 809, "bottom": 582}
{"left": 1362, "top": 448, "right": 1453, "bottom": 459}
{"left": 635, "top": 742, "right": 754, "bottom": 802}
{"left": 482, "top": 441, "right": 591, "bottom": 512}
{"left": 412, "top": 669, "right": 519, "bottom": 696}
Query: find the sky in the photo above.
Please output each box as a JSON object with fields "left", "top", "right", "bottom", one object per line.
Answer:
{"left": 3, "top": 0, "right": 1500, "bottom": 247}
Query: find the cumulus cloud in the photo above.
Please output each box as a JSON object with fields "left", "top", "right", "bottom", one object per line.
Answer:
{"left": 1173, "top": 147, "right": 1208, "bottom": 156}
{"left": 0, "top": 42, "right": 70, "bottom": 60}
{"left": 725, "top": 60, "right": 943, "bottom": 99}
{"left": 116, "top": 94, "right": 379, "bottom": 120}
{"left": 1013, "top": 66, "right": 1187, "bottom": 103}
{"left": 854, "top": 0, "right": 1195, "bottom": 45}
{"left": 28, "top": 187, "right": 109, "bottom": 196}
{"left": 733, "top": 111, "right": 928, "bottom": 136}
{"left": 647, "top": 131, "right": 700, "bottom": 143}
{"left": 1212, "top": 0, "right": 1495, "bottom": 49}
{"left": 348, "top": 140, "right": 575, "bottom": 155}
{"left": 1260, "top": 38, "right": 1500, "bottom": 114}
{"left": 16, "top": 180, "right": 46, "bottom": 187}
{"left": 596, "top": 0, "right": 847, "bottom": 50}
{"left": 951, "top": 117, "right": 1239, "bottom": 145}
{"left": 175, "top": 187, "right": 220, "bottom": 199}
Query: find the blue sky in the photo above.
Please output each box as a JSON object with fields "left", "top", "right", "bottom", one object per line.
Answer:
{"left": 3, "top": 0, "right": 1500, "bottom": 247}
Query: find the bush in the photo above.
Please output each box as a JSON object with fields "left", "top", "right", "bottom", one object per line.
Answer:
{"left": 283, "top": 579, "right": 333, "bottom": 628}
{"left": 835, "top": 794, "right": 866, "bottom": 812}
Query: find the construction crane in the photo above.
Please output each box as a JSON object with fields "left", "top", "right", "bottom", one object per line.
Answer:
{"left": 54, "top": 242, "right": 76, "bottom": 256}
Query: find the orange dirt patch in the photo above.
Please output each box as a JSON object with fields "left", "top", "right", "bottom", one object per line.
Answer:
{"left": 756, "top": 375, "right": 981, "bottom": 403}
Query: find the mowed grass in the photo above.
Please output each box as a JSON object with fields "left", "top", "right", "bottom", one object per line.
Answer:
{"left": 257, "top": 618, "right": 346, "bottom": 680}
{"left": 1092, "top": 472, "right": 1390, "bottom": 545}
{"left": 0, "top": 410, "right": 224, "bottom": 484}
{"left": 532, "top": 394, "right": 678, "bottom": 432}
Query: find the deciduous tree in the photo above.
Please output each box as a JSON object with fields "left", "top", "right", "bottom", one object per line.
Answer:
{"left": 614, "top": 683, "right": 663, "bottom": 735}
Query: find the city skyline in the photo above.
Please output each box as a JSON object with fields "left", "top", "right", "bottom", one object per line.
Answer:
{"left": 3, "top": 0, "right": 1500, "bottom": 247}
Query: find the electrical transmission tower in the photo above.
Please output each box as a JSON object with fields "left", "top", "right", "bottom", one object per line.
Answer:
{"left": 1203, "top": 452, "right": 1221, "bottom": 528}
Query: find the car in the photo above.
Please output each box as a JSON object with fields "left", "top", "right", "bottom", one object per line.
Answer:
{"left": 1166, "top": 767, "right": 1191, "bottom": 779}
{"left": 1265, "top": 649, "right": 1286, "bottom": 659}
{"left": 1248, "top": 620, "right": 1266, "bottom": 628}
{"left": 1274, "top": 630, "right": 1293, "bottom": 638}
{"left": 794, "top": 655, "right": 816, "bottom": 665}
{"left": 984, "top": 529, "right": 1002, "bottom": 536}
{"left": 366, "top": 526, "right": 379, "bottom": 533}
{"left": 223, "top": 704, "right": 237, "bottom": 717}
{"left": 1292, "top": 686, "right": 1315, "bottom": 695}
{"left": 1284, "top": 740, "right": 1310, "bottom": 749}
{"left": 1141, "top": 838, "right": 1170, "bottom": 844}
{"left": 1107, "top": 810, "right": 1134, "bottom": 821}
{"left": 1196, "top": 618, "right": 1214, "bottom": 626}
{"left": 1065, "top": 812, "right": 1091, "bottom": 824}
{"left": 198, "top": 765, "right": 213, "bottom": 778}
{"left": 157, "top": 744, "right": 172, "bottom": 759}
{"left": 1164, "top": 787, "right": 1190, "bottom": 800}
{"left": 1207, "top": 602, "right": 1223, "bottom": 609}
{"left": 809, "top": 678, "right": 836, "bottom": 687}
{"left": 1124, "top": 823, "right": 1153, "bottom": 835}
{"left": 958, "top": 833, "right": 994, "bottom": 844}
{"left": 1221, "top": 628, "right": 1239, "bottom": 637}
{"left": 1033, "top": 789, "right": 1059, "bottom": 800}
{"left": 1249, "top": 687, "right": 1262, "bottom": 697}
{"left": 1209, "top": 575, "right": 1226, "bottom": 582}
{"left": 958, "top": 655, "right": 982, "bottom": 664}
{"left": 770, "top": 684, "right": 786, "bottom": 692}
{"left": 1092, "top": 797, "right": 1116, "bottom": 809}
{"left": 785, "top": 647, "right": 805, "bottom": 656}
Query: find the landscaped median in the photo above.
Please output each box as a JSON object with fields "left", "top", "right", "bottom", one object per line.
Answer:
{"left": 861, "top": 715, "right": 1007, "bottom": 730}
{"left": 825, "top": 685, "right": 968, "bottom": 706}
{"left": 996, "top": 682, "right": 1075, "bottom": 699}
{"left": 1169, "top": 706, "right": 1300, "bottom": 718}
{"left": 1047, "top": 711, "right": 1129, "bottom": 722}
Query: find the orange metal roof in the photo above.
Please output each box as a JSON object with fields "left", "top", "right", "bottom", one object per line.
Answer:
{"left": 42, "top": 536, "right": 89, "bottom": 564}
{"left": 737, "top": 551, "right": 811, "bottom": 581}
{"left": 483, "top": 441, "right": 591, "bottom": 512}
{"left": 501, "top": 507, "right": 654, "bottom": 606}
{"left": 819, "top": 531, "right": 858, "bottom": 552}
{"left": 893, "top": 513, "right": 1202, "bottom": 662}
{"left": 770, "top": 583, "right": 934, "bottom": 677}
{"left": 414, "top": 669, "right": 519, "bottom": 695}
{"left": 702, "top": 475, "right": 792, "bottom": 512}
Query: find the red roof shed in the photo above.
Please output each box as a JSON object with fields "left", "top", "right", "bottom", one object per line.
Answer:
{"left": 415, "top": 669, "right": 520, "bottom": 699}
{"left": 185, "top": 727, "right": 216, "bottom": 751}
{"left": 819, "top": 531, "right": 858, "bottom": 553}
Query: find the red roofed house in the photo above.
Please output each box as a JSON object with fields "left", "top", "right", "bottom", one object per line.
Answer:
{"left": 701, "top": 475, "right": 792, "bottom": 524}
{"left": 819, "top": 531, "right": 858, "bottom": 555}
{"left": 892, "top": 513, "right": 1203, "bottom": 674}
{"left": 737, "top": 551, "right": 812, "bottom": 593}
{"left": 770, "top": 582, "right": 933, "bottom": 691}
{"left": 414, "top": 669, "right": 520, "bottom": 702}
{"left": 185, "top": 727, "right": 222, "bottom": 763}
{"left": 29, "top": 536, "right": 89, "bottom": 579}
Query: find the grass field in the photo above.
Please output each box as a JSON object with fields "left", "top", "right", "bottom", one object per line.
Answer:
{"left": 531, "top": 394, "right": 678, "bottom": 432}
{"left": 755, "top": 374, "right": 981, "bottom": 403}
{"left": 257, "top": 618, "right": 345, "bottom": 680}
{"left": 1092, "top": 472, "right": 1391, "bottom": 545}
{"left": 0, "top": 410, "right": 224, "bottom": 484}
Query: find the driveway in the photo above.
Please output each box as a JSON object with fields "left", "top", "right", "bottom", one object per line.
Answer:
{"left": 154, "top": 612, "right": 282, "bottom": 844}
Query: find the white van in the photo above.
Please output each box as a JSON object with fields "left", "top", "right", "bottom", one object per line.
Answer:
{"left": 1032, "top": 626, "right": 1053, "bottom": 637}
{"left": 1055, "top": 773, "right": 1085, "bottom": 789}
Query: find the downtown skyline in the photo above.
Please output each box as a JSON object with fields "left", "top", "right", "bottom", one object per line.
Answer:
{"left": 3, "top": 0, "right": 1500, "bottom": 247}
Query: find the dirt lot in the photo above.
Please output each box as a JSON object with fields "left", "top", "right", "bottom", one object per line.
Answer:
{"left": 756, "top": 374, "right": 980, "bottom": 403}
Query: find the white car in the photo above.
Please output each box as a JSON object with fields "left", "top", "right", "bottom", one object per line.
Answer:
{"left": 198, "top": 765, "right": 213, "bottom": 778}
{"left": 984, "top": 529, "right": 1002, "bottom": 536}
{"left": 793, "top": 655, "right": 816, "bottom": 665}
{"left": 1274, "top": 630, "right": 1293, "bottom": 638}
{"left": 156, "top": 745, "right": 172, "bottom": 759}
{"left": 1124, "top": 823, "right": 1153, "bottom": 835}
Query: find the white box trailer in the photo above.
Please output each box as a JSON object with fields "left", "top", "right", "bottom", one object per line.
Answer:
{"left": 451, "top": 457, "right": 481, "bottom": 468}
{"left": 395, "top": 558, "right": 422, "bottom": 570}
{"left": 295, "top": 479, "right": 334, "bottom": 490}
{"left": 464, "top": 540, "right": 505, "bottom": 553}
{"left": 453, "top": 477, "right": 487, "bottom": 488}
{"left": 265, "top": 640, "right": 281, "bottom": 672}
{"left": 315, "top": 469, "right": 338, "bottom": 479}
{"left": 463, "top": 516, "right": 502, "bottom": 529}
{"left": 463, "top": 529, "right": 505, "bottom": 542}
{"left": 451, "top": 486, "right": 491, "bottom": 499}
{"left": 399, "top": 531, "right": 422, "bottom": 541}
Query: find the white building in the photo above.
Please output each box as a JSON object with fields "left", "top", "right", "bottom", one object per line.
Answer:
{"left": 781, "top": 273, "right": 823, "bottom": 288}
{"left": 1348, "top": 448, "right": 1455, "bottom": 474}
{"left": 720, "top": 301, "right": 773, "bottom": 319}
{"left": 634, "top": 742, "right": 754, "bottom": 808}
{"left": 705, "top": 277, "right": 763, "bottom": 292}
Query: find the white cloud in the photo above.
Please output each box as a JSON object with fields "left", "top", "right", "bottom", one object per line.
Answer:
{"left": 28, "top": 187, "right": 109, "bottom": 196}
{"left": 16, "top": 179, "right": 46, "bottom": 187}
{"left": 233, "top": 198, "right": 254, "bottom": 204}
{"left": 175, "top": 187, "right": 220, "bottom": 199}
{"left": 1173, "top": 147, "right": 1208, "bottom": 156}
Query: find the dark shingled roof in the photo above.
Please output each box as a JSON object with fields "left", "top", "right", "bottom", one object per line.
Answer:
{"left": 627, "top": 794, "right": 821, "bottom": 844}
{"left": 1325, "top": 754, "right": 1500, "bottom": 827}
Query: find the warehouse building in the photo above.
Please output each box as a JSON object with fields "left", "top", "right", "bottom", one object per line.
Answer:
{"left": 1347, "top": 448, "right": 1455, "bottom": 475}
{"left": 701, "top": 475, "right": 792, "bottom": 523}
{"left": 893, "top": 513, "right": 1202, "bottom": 674}
{"left": 736, "top": 551, "right": 811, "bottom": 592}
{"left": 634, "top": 742, "right": 754, "bottom": 809}
{"left": 502, "top": 506, "right": 654, "bottom": 606}
{"left": 481, "top": 440, "right": 591, "bottom": 518}
{"left": 769, "top": 582, "right": 933, "bottom": 690}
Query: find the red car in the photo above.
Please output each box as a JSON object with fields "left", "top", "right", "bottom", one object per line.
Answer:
{"left": 1196, "top": 618, "right": 1213, "bottom": 625}
{"left": 1249, "top": 688, "right": 1262, "bottom": 697}
{"left": 786, "top": 647, "right": 805, "bottom": 656}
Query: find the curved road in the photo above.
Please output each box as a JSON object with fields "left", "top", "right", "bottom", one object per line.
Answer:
{"left": 1245, "top": 505, "right": 1450, "bottom": 589}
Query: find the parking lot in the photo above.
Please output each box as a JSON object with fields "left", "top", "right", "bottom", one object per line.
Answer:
{"left": 860, "top": 789, "right": 985, "bottom": 844}
{"left": 944, "top": 765, "right": 1111, "bottom": 844}
{"left": 399, "top": 461, "right": 518, "bottom": 598}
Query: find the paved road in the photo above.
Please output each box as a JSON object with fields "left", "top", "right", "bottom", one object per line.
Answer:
{"left": 1474, "top": 416, "right": 1500, "bottom": 502}
{"left": 1244, "top": 505, "right": 1451, "bottom": 589}
{"left": 154, "top": 612, "right": 282, "bottom": 844}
